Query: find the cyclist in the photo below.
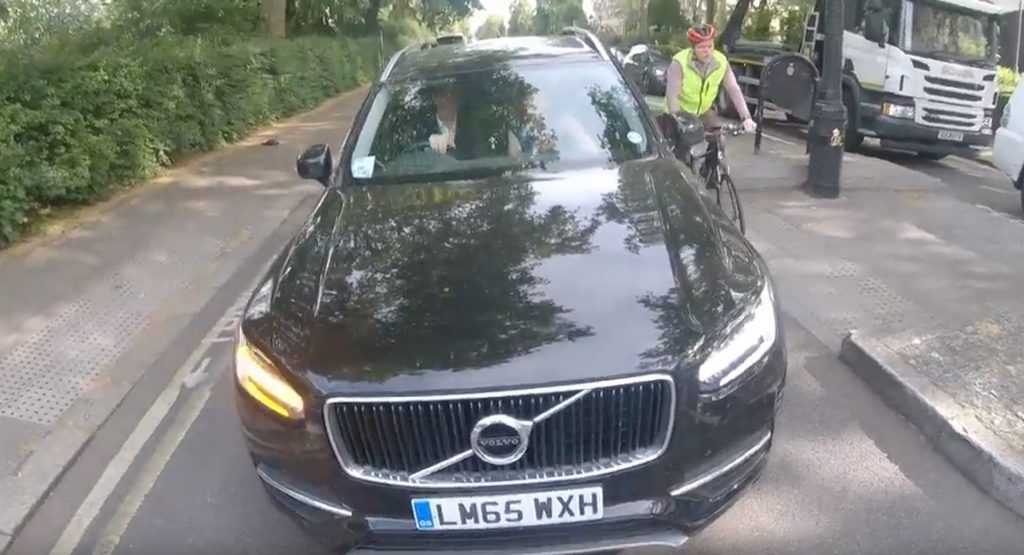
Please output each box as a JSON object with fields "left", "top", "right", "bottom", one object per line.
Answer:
{"left": 664, "top": 23, "right": 756, "bottom": 180}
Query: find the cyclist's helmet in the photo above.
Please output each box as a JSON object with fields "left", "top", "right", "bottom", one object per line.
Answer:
{"left": 687, "top": 24, "right": 716, "bottom": 45}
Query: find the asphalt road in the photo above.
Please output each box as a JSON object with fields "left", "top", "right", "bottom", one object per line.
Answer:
{"left": 761, "top": 119, "right": 1023, "bottom": 219}
{"left": 9, "top": 304, "right": 1024, "bottom": 555}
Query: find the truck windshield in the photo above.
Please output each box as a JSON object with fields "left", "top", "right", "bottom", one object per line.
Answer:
{"left": 902, "top": 1, "right": 994, "bottom": 64}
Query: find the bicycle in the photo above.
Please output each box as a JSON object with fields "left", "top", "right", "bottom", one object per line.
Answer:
{"left": 687, "top": 123, "right": 746, "bottom": 235}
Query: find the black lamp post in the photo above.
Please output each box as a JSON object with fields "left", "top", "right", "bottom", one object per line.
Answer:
{"left": 806, "top": 0, "right": 845, "bottom": 198}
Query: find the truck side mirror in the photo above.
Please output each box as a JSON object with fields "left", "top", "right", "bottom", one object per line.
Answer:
{"left": 863, "top": 11, "right": 887, "bottom": 47}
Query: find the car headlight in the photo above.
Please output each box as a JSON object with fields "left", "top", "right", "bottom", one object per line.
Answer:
{"left": 881, "top": 102, "right": 915, "bottom": 119}
{"left": 235, "top": 331, "right": 305, "bottom": 420}
{"left": 698, "top": 284, "right": 778, "bottom": 390}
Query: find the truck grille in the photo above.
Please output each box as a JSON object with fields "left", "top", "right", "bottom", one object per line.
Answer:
{"left": 922, "top": 106, "right": 976, "bottom": 129}
{"left": 916, "top": 99, "right": 983, "bottom": 131}
{"left": 923, "top": 87, "right": 983, "bottom": 103}
{"left": 324, "top": 374, "right": 676, "bottom": 487}
{"left": 924, "top": 75, "right": 984, "bottom": 92}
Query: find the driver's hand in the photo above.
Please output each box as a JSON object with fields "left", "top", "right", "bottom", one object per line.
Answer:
{"left": 429, "top": 132, "right": 453, "bottom": 154}
{"left": 741, "top": 118, "right": 758, "bottom": 133}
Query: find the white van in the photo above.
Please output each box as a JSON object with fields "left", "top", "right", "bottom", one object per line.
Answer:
{"left": 993, "top": 79, "right": 1024, "bottom": 212}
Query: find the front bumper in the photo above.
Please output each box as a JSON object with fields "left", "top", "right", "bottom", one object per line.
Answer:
{"left": 870, "top": 114, "right": 992, "bottom": 154}
{"left": 235, "top": 341, "right": 786, "bottom": 553}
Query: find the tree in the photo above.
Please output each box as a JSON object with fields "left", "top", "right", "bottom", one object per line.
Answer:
{"left": 533, "top": 0, "right": 586, "bottom": 34}
{"left": 475, "top": 13, "right": 505, "bottom": 39}
{"left": 647, "top": 0, "right": 684, "bottom": 31}
{"left": 590, "top": 0, "right": 630, "bottom": 34}
{"left": 507, "top": 0, "right": 534, "bottom": 36}
{"left": 262, "top": 0, "right": 286, "bottom": 36}
{"left": 0, "top": 0, "right": 104, "bottom": 47}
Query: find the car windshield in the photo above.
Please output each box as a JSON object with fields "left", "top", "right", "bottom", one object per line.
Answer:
{"left": 902, "top": 1, "right": 994, "bottom": 64}
{"left": 348, "top": 61, "right": 653, "bottom": 184}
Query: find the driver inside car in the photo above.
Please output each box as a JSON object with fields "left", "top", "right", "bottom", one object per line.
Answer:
{"left": 428, "top": 82, "right": 462, "bottom": 155}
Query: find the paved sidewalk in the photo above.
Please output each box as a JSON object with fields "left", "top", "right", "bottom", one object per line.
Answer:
{"left": 729, "top": 135, "right": 1024, "bottom": 519}
{"left": 0, "top": 87, "right": 368, "bottom": 551}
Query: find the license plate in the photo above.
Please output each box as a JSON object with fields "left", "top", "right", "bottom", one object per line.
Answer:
{"left": 411, "top": 486, "right": 603, "bottom": 531}
{"left": 937, "top": 130, "right": 964, "bottom": 141}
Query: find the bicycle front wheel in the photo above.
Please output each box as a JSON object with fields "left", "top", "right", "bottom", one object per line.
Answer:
{"left": 719, "top": 173, "right": 746, "bottom": 235}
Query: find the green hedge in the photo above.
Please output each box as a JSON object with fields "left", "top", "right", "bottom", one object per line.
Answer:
{"left": 0, "top": 35, "right": 383, "bottom": 247}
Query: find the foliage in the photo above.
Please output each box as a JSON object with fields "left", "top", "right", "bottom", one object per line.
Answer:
{"left": 0, "top": 35, "right": 385, "bottom": 247}
{"left": 0, "top": 0, "right": 104, "bottom": 48}
{"left": 779, "top": 5, "right": 806, "bottom": 48}
{"left": 533, "top": 0, "right": 586, "bottom": 34}
{"left": 475, "top": 13, "right": 506, "bottom": 39}
{"left": 648, "top": 0, "right": 685, "bottom": 32}
{"left": 108, "top": 0, "right": 262, "bottom": 38}
{"left": 507, "top": 0, "right": 534, "bottom": 36}
{"left": 742, "top": 2, "right": 777, "bottom": 41}
{"left": 997, "top": 66, "right": 1020, "bottom": 96}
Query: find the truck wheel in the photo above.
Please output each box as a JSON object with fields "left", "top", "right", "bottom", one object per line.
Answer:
{"left": 843, "top": 93, "right": 863, "bottom": 152}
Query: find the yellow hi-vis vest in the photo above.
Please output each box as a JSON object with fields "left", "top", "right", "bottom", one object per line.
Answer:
{"left": 671, "top": 48, "right": 729, "bottom": 116}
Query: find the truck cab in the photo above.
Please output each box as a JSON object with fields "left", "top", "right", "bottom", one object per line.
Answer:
{"left": 727, "top": 0, "right": 1008, "bottom": 158}
{"left": 820, "top": 0, "right": 1002, "bottom": 157}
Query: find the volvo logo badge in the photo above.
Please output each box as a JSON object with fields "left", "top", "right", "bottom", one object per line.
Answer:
{"left": 470, "top": 415, "right": 532, "bottom": 465}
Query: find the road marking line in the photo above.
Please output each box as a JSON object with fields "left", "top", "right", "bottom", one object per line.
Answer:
{"left": 90, "top": 358, "right": 223, "bottom": 555}
{"left": 48, "top": 355, "right": 203, "bottom": 555}
{"left": 182, "top": 357, "right": 212, "bottom": 390}
{"left": 981, "top": 185, "right": 1015, "bottom": 196}
{"left": 761, "top": 132, "right": 799, "bottom": 146}
{"left": 49, "top": 293, "right": 246, "bottom": 555}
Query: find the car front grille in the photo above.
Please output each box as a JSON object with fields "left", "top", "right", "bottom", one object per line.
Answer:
{"left": 324, "top": 374, "right": 675, "bottom": 488}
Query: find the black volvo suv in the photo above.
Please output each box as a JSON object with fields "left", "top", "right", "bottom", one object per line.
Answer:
{"left": 233, "top": 29, "right": 787, "bottom": 553}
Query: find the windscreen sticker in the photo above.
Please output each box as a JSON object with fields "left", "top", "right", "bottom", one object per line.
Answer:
{"left": 627, "top": 131, "right": 643, "bottom": 145}
{"left": 352, "top": 156, "right": 375, "bottom": 178}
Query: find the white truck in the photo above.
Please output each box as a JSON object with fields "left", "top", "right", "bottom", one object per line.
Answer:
{"left": 725, "top": 0, "right": 1011, "bottom": 159}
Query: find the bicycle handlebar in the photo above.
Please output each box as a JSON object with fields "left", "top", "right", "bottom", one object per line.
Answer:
{"left": 705, "top": 123, "right": 744, "bottom": 136}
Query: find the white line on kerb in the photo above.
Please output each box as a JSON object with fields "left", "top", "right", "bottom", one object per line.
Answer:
{"left": 761, "top": 132, "right": 799, "bottom": 146}
{"left": 49, "top": 292, "right": 247, "bottom": 555}
{"left": 48, "top": 353, "right": 208, "bottom": 555}
{"left": 91, "top": 364, "right": 221, "bottom": 555}
{"left": 980, "top": 185, "right": 1015, "bottom": 196}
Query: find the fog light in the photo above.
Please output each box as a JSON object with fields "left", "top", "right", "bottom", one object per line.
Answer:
{"left": 882, "top": 102, "right": 915, "bottom": 119}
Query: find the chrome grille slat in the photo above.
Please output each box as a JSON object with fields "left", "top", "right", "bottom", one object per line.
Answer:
{"left": 923, "top": 75, "right": 984, "bottom": 91}
{"left": 324, "top": 374, "right": 675, "bottom": 488}
{"left": 923, "top": 86, "right": 982, "bottom": 102}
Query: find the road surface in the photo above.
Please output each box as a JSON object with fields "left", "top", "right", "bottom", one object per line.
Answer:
{"left": 9, "top": 306, "right": 1024, "bottom": 555}
{"left": 761, "top": 119, "right": 1022, "bottom": 219}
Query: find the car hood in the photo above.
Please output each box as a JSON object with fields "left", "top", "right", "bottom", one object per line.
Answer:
{"left": 242, "top": 159, "right": 766, "bottom": 394}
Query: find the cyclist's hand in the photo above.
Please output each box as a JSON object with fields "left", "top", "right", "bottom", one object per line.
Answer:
{"left": 741, "top": 118, "right": 758, "bottom": 134}
{"left": 429, "top": 132, "right": 453, "bottom": 154}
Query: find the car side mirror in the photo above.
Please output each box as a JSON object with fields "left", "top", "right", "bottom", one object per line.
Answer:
{"left": 297, "top": 144, "right": 332, "bottom": 186}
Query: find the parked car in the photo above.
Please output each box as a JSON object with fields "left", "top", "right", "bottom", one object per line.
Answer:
{"left": 435, "top": 32, "right": 466, "bottom": 45}
{"left": 621, "top": 44, "right": 672, "bottom": 96}
{"left": 993, "top": 78, "right": 1023, "bottom": 211}
{"left": 233, "top": 29, "right": 787, "bottom": 554}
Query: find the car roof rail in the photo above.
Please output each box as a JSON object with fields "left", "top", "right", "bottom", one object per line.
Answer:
{"left": 560, "top": 27, "right": 610, "bottom": 61}
{"left": 379, "top": 43, "right": 419, "bottom": 82}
